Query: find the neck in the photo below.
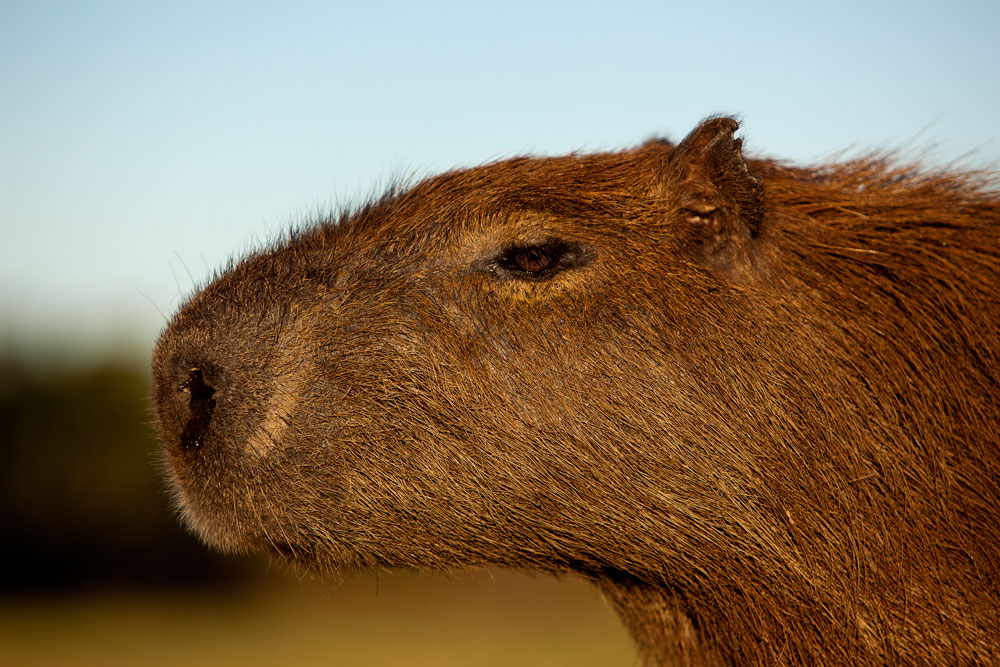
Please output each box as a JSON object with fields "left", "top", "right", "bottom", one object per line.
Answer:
{"left": 595, "top": 571, "right": 999, "bottom": 665}
{"left": 597, "top": 577, "right": 723, "bottom": 666}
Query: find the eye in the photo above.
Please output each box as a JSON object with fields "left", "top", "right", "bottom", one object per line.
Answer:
{"left": 501, "top": 244, "right": 564, "bottom": 275}
{"left": 489, "top": 239, "right": 591, "bottom": 281}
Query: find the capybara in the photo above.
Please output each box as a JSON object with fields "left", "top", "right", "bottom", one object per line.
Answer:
{"left": 152, "top": 117, "right": 999, "bottom": 665}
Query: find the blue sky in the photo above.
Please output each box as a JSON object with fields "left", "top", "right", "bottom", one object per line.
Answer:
{"left": 2, "top": 0, "right": 998, "bottom": 359}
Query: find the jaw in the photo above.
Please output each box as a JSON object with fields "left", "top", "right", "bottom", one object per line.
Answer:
{"left": 164, "top": 461, "right": 258, "bottom": 554}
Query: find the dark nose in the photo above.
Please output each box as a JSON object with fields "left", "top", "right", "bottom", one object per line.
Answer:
{"left": 178, "top": 368, "right": 217, "bottom": 450}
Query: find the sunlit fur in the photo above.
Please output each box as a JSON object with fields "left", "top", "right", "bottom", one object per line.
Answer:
{"left": 152, "top": 118, "right": 999, "bottom": 665}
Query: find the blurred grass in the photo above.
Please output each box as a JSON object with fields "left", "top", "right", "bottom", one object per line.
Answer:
{"left": 0, "top": 569, "right": 634, "bottom": 666}
{"left": 0, "top": 350, "right": 635, "bottom": 665}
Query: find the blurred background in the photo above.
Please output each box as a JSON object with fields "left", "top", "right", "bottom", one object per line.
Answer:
{"left": 1, "top": 1, "right": 997, "bottom": 665}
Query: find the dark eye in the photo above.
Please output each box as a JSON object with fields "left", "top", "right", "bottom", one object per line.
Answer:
{"left": 491, "top": 240, "right": 591, "bottom": 280}
{"left": 501, "top": 244, "right": 563, "bottom": 275}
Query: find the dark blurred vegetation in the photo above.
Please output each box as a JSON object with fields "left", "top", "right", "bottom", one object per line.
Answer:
{"left": 0, "top": 351, "right": 256, "bottom": 594}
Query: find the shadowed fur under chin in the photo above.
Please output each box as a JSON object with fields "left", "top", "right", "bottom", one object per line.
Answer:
{"left": 152, "top": 117, "right": 999, "bottom": 665}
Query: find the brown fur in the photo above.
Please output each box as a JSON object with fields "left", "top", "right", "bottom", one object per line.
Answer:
{"left": 152, "top": 117, "right": 1000, "bottom": 665}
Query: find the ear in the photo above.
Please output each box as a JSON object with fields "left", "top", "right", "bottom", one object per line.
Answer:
{"left": 667, "top": 117, "right": 764, "bottom": 272}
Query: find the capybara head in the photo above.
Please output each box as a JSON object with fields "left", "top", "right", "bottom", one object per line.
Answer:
{"left": 152, "top": 117, "right": 999, "bottom": 665}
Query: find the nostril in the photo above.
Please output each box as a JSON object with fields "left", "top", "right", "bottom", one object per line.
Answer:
{"left": 178, "top": 368, "right": 217, "bottom": 450}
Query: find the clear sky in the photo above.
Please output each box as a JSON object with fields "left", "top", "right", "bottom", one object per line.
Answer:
{"left": 2, "top": 0, "right": 998, "bottom": 359}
